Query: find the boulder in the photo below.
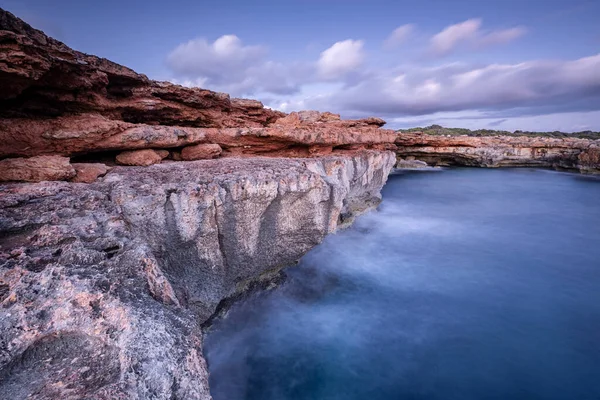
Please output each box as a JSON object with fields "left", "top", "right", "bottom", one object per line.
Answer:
{"left": 115, "top": 149, "right": 164, "bottom": 166}
{"left": 396, "top": 159, "right": 430, "bottom": 169}
{"left": 71, "top": 163, "right": 110, "bottom": 183}
{"left": 180, "top": 144, "right": 222, "bottom": 161}
{"left": 156, "top": 150, "right": 170, "bottom": 160}
{"left": 0, "top": 155, "right": 75, "bottom": 182}
{"left": 297, "top": 110, "right": 341, "bottom": 123}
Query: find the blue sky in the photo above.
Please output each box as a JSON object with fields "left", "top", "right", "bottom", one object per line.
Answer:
{"left": 2, "top": 0, "right": 600, "bottom": 131}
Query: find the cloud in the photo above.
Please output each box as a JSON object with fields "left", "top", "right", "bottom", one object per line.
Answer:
{"left": 168, "top": 35, "right": 368, "bottom": 96}
{"left": 384, "top": 24, "right": 414, "bottom": 49}
{"left": 167, "top": 35, "right": 265, "bottom": 80}
{"left": 317, "top": 39, "right": 365, "bottom": 79}
{"left": 165, "top": 31, "right": 600, "bottom": 131}
{"left": 295, "top": 54, "right": 600, "bottom": 119}
{"left": 390, "top": 110, "right": 600, "bottom": 132}
{"left": 429, "top": 19, "right": 526, "bottom": 56}
{"left": 166, "top": 35, "right": 308, "bottom": 96}
{"left": 430, "top": 19, "right": 481, "bottom": 56}
{"left": 478, "top": 27, "right": 527, "bottom": 47}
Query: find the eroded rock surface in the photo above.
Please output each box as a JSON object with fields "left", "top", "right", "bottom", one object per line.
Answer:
{"left": 0, "top": 9, "right": 396, "bottom": 166}
{"left": 0, "top": 9, "right": 282, "bottom": 130}
{"left": 395, "top": 133, "right": 600, "bottom": 173}
{"left": 181, "top": 144, "right": 222, "bottom": 161}
{"left": 71, "top": 163, "right": 110, "bottom": 183}
{"left": 0, "top": 151, "right": 395, "bottom": 399}
{"left": 116, "top": 149, "right": 168, "bottom": 166}
{"left": 0, "top": 155, "right": 75, "bottom": 182}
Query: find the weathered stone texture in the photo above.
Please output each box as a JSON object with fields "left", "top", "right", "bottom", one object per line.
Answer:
{"left": 0, "top": 151, "right": 395, "bottom": 399}
{"left": 395, "top": 133, "right": 600, "bottom": 173}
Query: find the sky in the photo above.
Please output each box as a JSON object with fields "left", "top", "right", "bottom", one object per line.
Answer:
{"left": 2, "top": 0, "right": 600, "bottom": 131}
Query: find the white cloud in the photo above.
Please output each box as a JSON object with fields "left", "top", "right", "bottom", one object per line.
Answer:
{"left": 478, "top": 27, "right": 527, "bottom": 47}
{"left": 167, "top": 35, "right": 265, "bottom": 79}
{"left": 167, "top": 36, "right": 369, "bottom": 96}
{"left": 164, "top": 31, "right": 600, "bottom": 131}
{"left": 288, "top": 54, "right": 600, "bottom": 119}
{"left": 166, "top": 35, "right": 310, "bottom": 96}
{"left": 384, "top": 24, "right": 414, "bottom": 49}
{"left": 429, "top": 19, "right": 526, "bottom": 57}
{"left": 317, "top": 39, "right": 365, "bottom": 79}
{"left": 430, "top": 19, "right": 481, "bottom": 56}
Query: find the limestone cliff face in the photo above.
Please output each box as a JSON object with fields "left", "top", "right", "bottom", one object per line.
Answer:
{"left": 395, "top": 133, "right": 600, "bottom": 173}
{"left": 0, "top": 151, "right": 395, "bottom": 399}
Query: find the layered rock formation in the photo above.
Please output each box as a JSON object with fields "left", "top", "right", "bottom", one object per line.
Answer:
{"left": 0, "top": 9, "right": 282, "bottom": 129}
{"left": 0, "top": 8, "right": 397, "bottom": 400}
{"left": 0, "top": 8, "right": 395, "bottom": 175}
{"left": 395, "top": 133, "right": 600, "bottom": 173}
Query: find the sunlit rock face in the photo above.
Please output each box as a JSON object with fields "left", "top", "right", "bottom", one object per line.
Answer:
{"left": 0, "top": 151, "right": 395, "bottom": 399}
{"left": 395, "top": 133, "right": 600, "bottom": 173}
{"left": 0, "top": 10, "right": 283, "bottom": 131}
{"left": 0, "top": 8, "right": 396, "bottom": 173}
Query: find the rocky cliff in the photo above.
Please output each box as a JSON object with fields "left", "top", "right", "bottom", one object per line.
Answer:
{"left": 0, "top": 8, "right": 394, "bottom": 178}
{"left": 395, "top": 132, "right": 600, "bottom": 173}
{"left": 0, "top": 9, "right": 281, "bottom": 129}
{"left": 3, "top": 7, "right": 597, "bottom": 399}
{"left": 0, "top": 152, "right": 395, "bottom": 400}
{"left": 0, "top": 8, "right": 397, "bottom": 400}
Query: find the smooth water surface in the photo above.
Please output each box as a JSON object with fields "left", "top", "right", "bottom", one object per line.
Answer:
{"left": 205, "top": 168, "right": 600, "bottom": 400}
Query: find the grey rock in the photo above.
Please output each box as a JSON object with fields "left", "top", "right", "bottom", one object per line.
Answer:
{"left": 396, "top": 159, "right": 430, "bottom": 169}
{"left": 0, "top": 151, "right": 395, "bottom": 399}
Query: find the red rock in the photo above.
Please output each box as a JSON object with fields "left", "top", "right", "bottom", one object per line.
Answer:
{"left": 71, "top": 163, "right": 110, "bottom": 183}
{"left": 297, "top": 110, "right": 341, "bottom": 123}
{"left": 115, "top": 150, "right": 164, "bottom": 166}
{"left": 0, "top": 10, "right": 398, "bottom": 167}
{"left": 0, "top": 155, "right": 75, "bottom": 182}
{"left": 0, "top": 115, "right": 211, "bottom": 159}
{"left": 578, "top": 147, "right": 600, "bottom": 173}
{"left": 156, "top": 150, "right": 170, "bottom": 159}
{"left": 359, "top": 117, "right": 386, "bottom": 127}
{"left": 180, "top": 144, "right": 222, "bottom": 161}
{"left": 309, "top": 145, "right": 334, "bottom": 156}
{"left": 208, "top": 119, "right": 397, "bottom": 157}
{"left": 0, "top": 9, "right": 284, "bottom": 130}
{"left": 171, "top": 151, "right": 182, "bottom": 161}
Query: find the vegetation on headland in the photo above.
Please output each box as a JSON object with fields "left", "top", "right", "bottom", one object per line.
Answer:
{"left": 397, "top": 125, "right": 600, "bottom": 140}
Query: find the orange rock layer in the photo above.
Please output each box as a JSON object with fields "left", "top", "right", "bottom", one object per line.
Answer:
{"left": 0, "top": 8, "right": 396, "bottom": 183}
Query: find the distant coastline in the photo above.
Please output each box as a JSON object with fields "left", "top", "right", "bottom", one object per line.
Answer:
{"left": 398, "top": 125, "right": 600, "bottom": 140}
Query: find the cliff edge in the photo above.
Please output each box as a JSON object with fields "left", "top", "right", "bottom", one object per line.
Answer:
{"left": 0, "top": 152, "right": 394, "bottom": 399}
{"left": 395, "top": 132, "right": 600, "bottom": 174}
{"left": 0, "top": 8, "right": 396, "bottom": 400}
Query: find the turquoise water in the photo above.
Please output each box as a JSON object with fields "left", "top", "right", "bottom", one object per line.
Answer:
{"left": 205, "top": 168, "right": 600, "bottom": 400}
